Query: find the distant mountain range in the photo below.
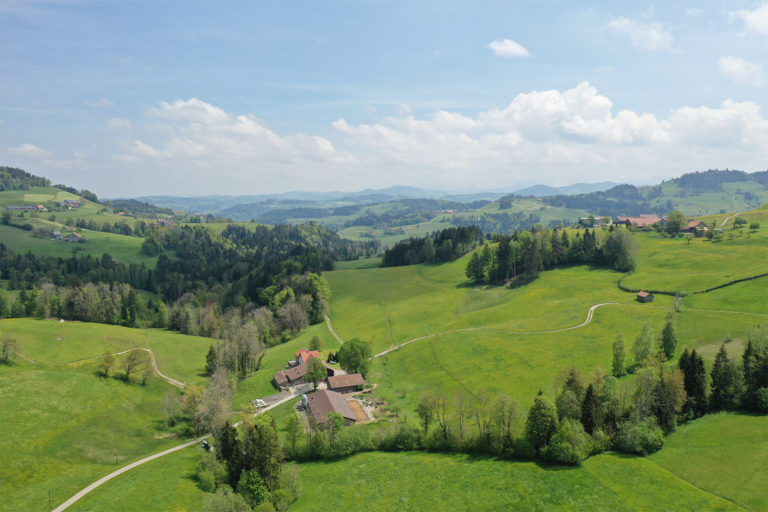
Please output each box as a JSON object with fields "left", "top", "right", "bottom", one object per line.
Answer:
{"left": 135, "top": 182, "right": 620, "bottom": 214}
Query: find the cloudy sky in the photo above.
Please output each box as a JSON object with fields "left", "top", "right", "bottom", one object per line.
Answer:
{"left": 2, "top": 1, "right": 768, "bottom": 197}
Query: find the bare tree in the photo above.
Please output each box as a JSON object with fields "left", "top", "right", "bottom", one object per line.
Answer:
{"left": 471, "top": 390, "right": 493, "bottom": 445}
{"left": 454, "top": 392, "right": 467, "bottom": 443}
{"left": 100, "top": 349, "right": 115, "bottom": 377}
{"left": 432, "top": 390, "right": 452, "bottom": 440}
{"left": 196, "top": 367, "right": 233, "bottom": 437}
{"left": 122, "top": 346, "right": 142, "bottom": 381}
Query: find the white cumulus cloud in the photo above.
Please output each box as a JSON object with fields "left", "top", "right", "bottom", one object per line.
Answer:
{"left": 607, "top": 16, "right": 675, "bottom": 51}
{"left": 718, "top": 56, "right": 764, "bottom": 85}
{"left": 488, "top": 39, "right": 530, "bottom": 58}
{"left": 733, "top": 2, "right": 768, "bottom": 35}
{"left": 7, "top": 143, "right": 52, "bottom": 158}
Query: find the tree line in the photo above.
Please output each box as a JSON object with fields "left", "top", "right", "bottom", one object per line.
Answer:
{"left": 382, "top": 226, "right": 485, "bottom": 267}
{"left": 465, "top": 227, "right": 636, "bottom": 285}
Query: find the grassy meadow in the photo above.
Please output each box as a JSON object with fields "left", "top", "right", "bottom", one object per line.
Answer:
{"left": 291, "top": 451, "right": 739, "bottom": 511}
{"left": 0, "top": 319, "right": 212, "bottom": 511}
{"left": 650, "top": 412, "right": 768, "bottom": 511}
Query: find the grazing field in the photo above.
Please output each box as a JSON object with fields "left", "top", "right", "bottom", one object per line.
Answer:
{"left": 0, "top": 362, "right": 188, "bottom": 512}
{"left": 622, "top": 228, "right": 768, "bottom": 294}
{"left": 651, "top": 412, "right": 768, "bottom": 511}
{"left": 0, "top": 223, "right": 155, "bottom": 266}
{"left": 69, "top": 446, "right": 206, "bottom": 512}
{"left": 0, "top": 319, "right": 215, "bottom": 511}
{"left": 291, "top": 451, "right": 739, "bottom": 511}
{"left": 1, "top": 319, "right": 211, "bottom": 385}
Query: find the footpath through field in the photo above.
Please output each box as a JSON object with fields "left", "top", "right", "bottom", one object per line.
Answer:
{"left": 374, "top": 302, "right": 620, "bottom": 357}
{"left": 324, "top": 313, "right": 345, "bottom": 345}
{"left": 66, "top": 347, "right": 186, "bottom": 389}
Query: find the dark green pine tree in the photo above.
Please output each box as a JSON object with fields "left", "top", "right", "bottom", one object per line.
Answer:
{"left": 205, "top": 344, "right": 218, "bottom": 376}
{"left": 710, "top": 344, "right": 735, "bottom": 411}
{"left": 680, "top": 349, "right": 708, "bottom": 418}
{"left": 580, "top": 383, "right": 600, "bottom": 434}
{"left": 660, "top": 317, "right": 678, "bottom": 360}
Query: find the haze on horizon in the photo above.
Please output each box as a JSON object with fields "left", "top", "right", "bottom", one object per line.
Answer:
{"left": 2, "top": 1, "right": 768, "bottom": 197}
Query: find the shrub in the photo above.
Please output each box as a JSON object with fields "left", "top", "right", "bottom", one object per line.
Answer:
{"left": 237, "top": 469, "right": 270, "bottom": 508}
{"left": 615, "top": 418, "right": 664, "bottom": 456}
{"left": 755, "top": 388, "right": 768, "bottom": 413}
{"left": 541, "top": 420, "right": 590, "bottom": 466}
{"left": 589, "top": 429, "right": 613, "bottom": 455}
{"left": 511, "top": 436, "right": 536, "bottom": 460}
{"left": 197, "top": 470, "right": 216, "bottom": 492}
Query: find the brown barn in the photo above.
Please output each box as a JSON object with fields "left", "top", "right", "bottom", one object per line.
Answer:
{"left": 327, "top": 373, "right": 365, "bottom": 394}
{"left": 307, "top": 389, "right": 357, "bottom": 425}
{"left": 636, "top": 291, "right": 654, "bottom": 303}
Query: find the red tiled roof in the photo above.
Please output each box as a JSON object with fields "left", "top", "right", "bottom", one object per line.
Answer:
{"left": 628, "top": 216, "right": 661, "bottom": 227}
{"left": 327, "top": 373, "right": 365, "bottom": 389}
{"left": 686, "top": 220, "right": 704, "bottom": 229}
{"left": 307, "top": 389, "right": 357, "bottom": 424}
{"left": 295, "top": 348, "right": 321, "bottom": 362}
{"left": 637, "top": 291, "right": 651, "bottom": 298}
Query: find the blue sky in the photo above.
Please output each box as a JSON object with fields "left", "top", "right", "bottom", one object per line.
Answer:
{"left": 2, "top": 1, "right": 768, "bottom": 196}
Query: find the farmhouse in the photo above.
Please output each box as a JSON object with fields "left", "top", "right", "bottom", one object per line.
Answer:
{"left": 684, "top": 220, "right": 709, "bottom": 237}
{"left": 327, "top": 373, "right": 365, "bottom": 393}
{"left": 628, "top": 215, "right": 661, "bottom": 228}
{"left": 273, "top": 357, "right": 336, "bottom": 388}
{"left": 50, "top": 231, "right": 62, "bottom": 240}
{"left": 636, "top": 291, "right": 654, "bottom": 303}
{"left": 65, "top": 232, "right": 83, "bottom": 242}
{"left": 292, "top": 348, "right": 322, "bottom": 367}
{"left": 306, "top": 389, "right": 357, "bottom": 425}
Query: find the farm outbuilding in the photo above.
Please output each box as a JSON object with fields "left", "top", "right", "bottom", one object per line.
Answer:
{"left": 326, "top": 373, "right": 365, "bottom": 393}
{"left": 636, "top": 291, "right": 654, "bottom": 303}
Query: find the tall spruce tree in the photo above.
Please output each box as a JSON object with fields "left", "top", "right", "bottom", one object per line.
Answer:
{"left": 660, "top": 316, "right": 678, "bottom": 360}
{"left": 580, "top": 383, "right": 600, "bottom": 434}
{"left": 710, "top": 344, "right": 735, "bottom": 411}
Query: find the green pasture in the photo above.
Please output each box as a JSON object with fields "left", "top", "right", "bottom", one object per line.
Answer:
{"left": 325, "top": 259, "right": 655, "bottom": 355}
{"left": 1, "top": 319, "right": 211, "bottom": 385}
{"left": 0, "top": 319, "right": 215, "bottom": 511}
{"left": 652, "top": 412, "right": 768, "bottom": 511}
{"left": 647, "top": 181, "right": 768, "bottom": 216}
{"left": 291, "top": 451, "right": 738, "bottom": 511}
{"left": 0, "top": 362, "right": 187, "bottom": 511}
{"left": 70, "top": 445, "right": 206, "bottom": 512}
{"left": 0, "top": 223, "right": 155, "bottom": 266}
{"left": 622, "top": 227, "right": 768, "bottom": 294}
{"left": 685, "top": 277, "right": 768, "bottom": 315}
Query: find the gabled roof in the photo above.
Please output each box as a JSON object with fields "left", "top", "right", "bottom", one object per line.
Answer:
{"left": 273, "top": 357, "right": 333, "bottom": 385}
{"left": 327, "top": 373, "right": 365, "bottom": 389}
{"left": 637, "top": 291, "right": 651, "bottom": 298}
{"left": 686, "top": 220, "right": 706, "bottom": 229}
{"left": 307, "top": 389, "right": 356, "bottom": 424}
{"left": 628, "top": 216, "right": 661, "bottom": 227}
{"left": 295, "top": 348, "right": 321, "bottom": 362}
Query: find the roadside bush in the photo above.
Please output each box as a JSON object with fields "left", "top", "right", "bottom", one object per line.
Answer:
{"left": 615, "top": 418, "right": 664, "bottom": 456}
{"left": 197, "top": 452, "right": 227, "bottom": 491}
{"left": 237, "top": 469, "right": 270, "bottom": 508}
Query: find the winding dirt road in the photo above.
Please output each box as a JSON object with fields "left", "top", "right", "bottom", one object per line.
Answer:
{"left": 375, "top": 302, "right": 620, "bottom": 357}
{"left": 72, "top": 347, "right": 186, "bottom": 389}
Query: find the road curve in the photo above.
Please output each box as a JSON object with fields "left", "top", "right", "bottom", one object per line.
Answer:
{"left": 325, "top": 313, "right": 345, "bottom": 345}
{"left": 53, "top": 390, "right": 300, "bottom": 511}
{"left": 73, "top": 347, "right": 186, "bottom": 389}
{"left": 720, "top": 211, "right": 741, "bottom": 227}
{"left": 375, "top": 302, "right": 620, "bottom": 358}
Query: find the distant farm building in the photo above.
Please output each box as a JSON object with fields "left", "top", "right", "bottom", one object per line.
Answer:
{"left": 50, "top": 231, "right": 62, "bottom": 240}
{"left": 636, "top": 291, "right": 654, "bottom": 303}
{"left": 684, "top": 220, "right": 709, "bottom": 237}
{"left": 65, "top": 232, "right": 84, "bottom": 242}
{"left": 327, "top": 373, "right": 365, "bottom": 394}
{"left": 291, "top": 348, "right": 322, "bottom": 367}
{"left": 306, "top": 389, "right": 358, "bottom": 425}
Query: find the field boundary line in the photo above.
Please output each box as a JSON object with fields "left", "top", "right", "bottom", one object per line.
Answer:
{"left": 376, "top": 302, "right": 619, "bottom": 357}
{"left": 648, "top": 460, "right": 748, "bottom": 511}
